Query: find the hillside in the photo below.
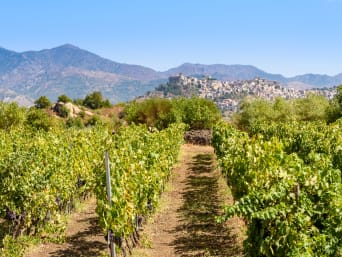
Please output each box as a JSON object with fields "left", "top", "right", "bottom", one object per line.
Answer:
{"left": 0, "top": 44, "right": 341, "bottom": 106}
{"left": 0, "top": 45, "right": 164, "bottom": 105}
{"left": 147, "top": 74, "right": 337, "bottom": 115}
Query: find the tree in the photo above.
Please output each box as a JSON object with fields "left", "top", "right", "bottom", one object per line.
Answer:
{"left": 173, "top": 97, "right": 221, "bottom": 129}
{"left": 58, "top": 94, "right": 72, "bottom": 103}
{"left": 34, "top": 96, "right": 51, "bottom": 109}
{"left": 83, "top": 91, "right": 111, "bottom": 109}
{"left": 123, "top": 98, "right": 174, "bottom": 129}
{"left": 233, "top": 98, "right": 275, "bottom": 130}
{"left": 293, "top": 94, "right": 329, "bottom": 121}
{"left": 326, "top": 85, "right": 342, "bottom": 122}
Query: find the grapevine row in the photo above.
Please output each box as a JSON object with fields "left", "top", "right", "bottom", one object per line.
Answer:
{"left": 0, "top": 123, "right": 185, "bottom": 254}
{"left": 212, "top": 120, "right": 342, "bottom": 256}
{"left": 94, "top": 123, "right": 185, "bottom": 254}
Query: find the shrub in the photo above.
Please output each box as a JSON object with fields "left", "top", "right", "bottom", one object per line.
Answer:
{"left": 83, "top": 91, "right": 111, "bottom": 109}
{"left": 0, "top": 102, "right": 26, "bottom": 130}
{"left": 25, "top": 108, "right": 53, "bottom": 131}
{"left": 58, "top": 105, "right": 70, "bottom": 118}
{"left": 123, "top": 98, "right": 175, "bottom": 129}
{"left": 85, "top": 115, "right": 104, "bottom": 127}
{"left": 34, "top": 96, "right": 51, "bottom": 109}
{"left": 123, "top": 97, "right": 221, "bottom": 130}
{"left": 66, "top": 117, "right": 84, "bottom": 128}
{"left": 173, "top": 97, "right": 221, "bottom": 130}
{"left": 57, "top": 94, "right": 72, "bottom": 103}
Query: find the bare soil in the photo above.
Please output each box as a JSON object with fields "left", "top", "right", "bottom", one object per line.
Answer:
{"left": 24, "top": 197, "right": 107, "bottom": 257}
{"left": 24, "top": 144, "right": 245, "bottom": 257}
{"left": 132, "top": 144, "right": 245, "bottom": 257}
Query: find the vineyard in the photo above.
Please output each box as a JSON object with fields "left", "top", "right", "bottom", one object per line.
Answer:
{"left": 0, "top": 123, "right": 185, "bottom": 256}
{"left": 0, "top": 94, "right": 341, "bottom": 256}
{"left": 212, "top": 119, "right": 342, "bottom": 256}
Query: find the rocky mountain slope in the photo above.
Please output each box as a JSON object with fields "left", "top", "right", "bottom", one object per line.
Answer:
{"left": 0, "top": 44, "right": 341, "bottom": 106}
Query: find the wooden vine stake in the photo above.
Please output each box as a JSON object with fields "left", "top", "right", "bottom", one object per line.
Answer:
{"left": 105, "top": 151, "right": 116, "bottom": 257}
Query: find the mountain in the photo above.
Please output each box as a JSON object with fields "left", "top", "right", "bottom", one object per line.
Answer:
{"left": 165, "top": 63, "right": 287, "bottom": 82}
{"left": 0, "top": 44, "right": 164, "bottom": 105}
{"left": 164, "top": 63, "right": 342, "bottom": 88}
{"left": 0, "top": 44, "right": 341, "bottom": 106}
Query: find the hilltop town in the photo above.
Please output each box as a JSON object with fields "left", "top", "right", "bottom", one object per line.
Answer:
{"left": 144, "top": 74, "right": 337, "bottom": 116}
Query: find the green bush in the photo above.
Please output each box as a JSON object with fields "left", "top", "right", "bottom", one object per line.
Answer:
{"left": 326, "top": 85, "right": 342, "bottom": 123}
{"left": 0, "top": 102, "right": 26, "bottom": 130}
{"left": 234, "top": 95, "right": 330, "bottom": 131}
{"left": 123, "top": 98, "right": 175, "bottom": 130}
{"left": 85, "top": 115, "right": 104, "bottom": 127}
{"left": 25, "top": 108, "right": 53, "bottom": 131}
{"left": 57, "top": 94, "right": 72, "bottom": 103}
{"left": 123, "top": 97, "right": 221, "bottom": 130}
{"left": 34, "top": 96, "right": 51, "bottom": 109}
{"left": 66, "top": 117, "right": 84, "bottom": 128}
{"left": 173, "top": 97, "right": 221, "bottom": 129}
{"left": 83, "top": 91, "right": 111, "bottom": 109}
{"left": 58, "top": 105, "right": 70, "bottom": 118}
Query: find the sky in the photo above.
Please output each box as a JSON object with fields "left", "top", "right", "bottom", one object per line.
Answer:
{"left": 1, "top": 0, "right": 341, "bottom": 77}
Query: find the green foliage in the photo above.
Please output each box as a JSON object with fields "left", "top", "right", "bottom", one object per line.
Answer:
{"left": 57, "top": 94, "right": 72, "bottom": 103}
{"left": 123, "top": 98, "right": 175, "bottom": 129}
{"left": 0, "top": 102, "right": 26, "bottom": 130}
{"left": 0, "top": 235, "right": 32, "bottom": 257}
{"left": 234, "top": 95, "right": 330, "bottom": 131}
{"left": 94, "top": 123, "right": 185, "bottom": 238}
{"left": 34, "top": 96, "right": 51, "bottom": 109}
{"left": 83, "top": 91, "right": 111, "bottom": 109}
{"left": 213, "top": 121, "right": 342, "bottom": 256}
{"left": 0, "top": 127, "right": 108, "bottom": 247}
{"left": 172, "top": 97, "right": 221, "bottom": 129}
{"left": 85, "top": 115, "right": 104, "bottom": 127}
{"left": 58, "top": 105, "right": 70, "bottom": 118}
{"left": 72, "top": 98, "right": 84, "bottom": 106}
{"left": 294, "top": 94, "right": 329, "bottom": 121}
{"left": 66, "top": 117, "right": 84, "bottom": 128}
{"left": 24, "top": 108, "right": 54, "bottom": 131}
{"left": 0, "top": 121, "right": 185, "bottom": 255}
{"left": 123, "top": 97, "right": 221, "bottom": 130}
{"left": 326, "top": 85, "right": 342, "bottom": 123}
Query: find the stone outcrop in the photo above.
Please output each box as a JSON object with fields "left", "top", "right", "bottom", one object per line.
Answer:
{"left": 53, "top": 102, "right": 93, "bottom": 118}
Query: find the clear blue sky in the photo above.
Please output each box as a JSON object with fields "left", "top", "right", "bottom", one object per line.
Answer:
{"left": 1, "top": 0, "right": 341, "bottom": 76}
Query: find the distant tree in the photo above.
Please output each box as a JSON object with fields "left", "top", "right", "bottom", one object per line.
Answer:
{"left": 83, "top": 91, "right": 111, "bottom": 109}
{"left": 123, "top": 98, "right": 174, "bottom": 129}
{"left": 234, "top": 94, "right": 331, "bottom": 131}
{"left": 73, "top": 98, "right": 84, "bottom": 106}
{"left": 273, "top": 97, "right": 295, "bottom": 121}
{"left": 123, "top": 97, "right": 221, "bottom": 130}
{"left": 326, "top": 85, "right": 342, "bottom": 122}
{"left": 173, "top": 97, "right": 221, "bottom": 129}
{"left": 232, "top": 98, "right": 274, "bottom": 130}
{"left": 293, "top": 94, "right": 329, "bottom": 121}
{"left": 58, "top": 94, "right": 72, "bottom": 103}
{"left": 34, "top": 96, "right": 51, "bottom": 109}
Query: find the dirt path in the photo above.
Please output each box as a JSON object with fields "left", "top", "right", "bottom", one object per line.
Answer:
{"left": 25, "top": 144, "right": 244, "bottom": 257}
{"left": 133, "top": 144, "right": 244, "bottom": 257}
{"left": 25, "top": 197, "right": 107, "bottom": 257}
